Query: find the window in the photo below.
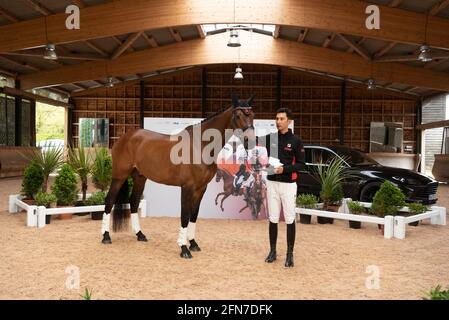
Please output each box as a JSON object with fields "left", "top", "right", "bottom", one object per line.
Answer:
{"left": 201, "top": 24, "right": 276, "bottom": 36}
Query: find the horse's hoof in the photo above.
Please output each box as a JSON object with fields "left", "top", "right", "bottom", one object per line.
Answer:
{"left": 102, "top": 232, "right": 112, "bottom": 244}
{"left": 189, "top": 239, "right": 201, "bottom": 252}
{"left": 136, "top": 231, "right": 148, "bottom": 242}
{"left": 180, "top": 245, "right": 193, "bottom": 259}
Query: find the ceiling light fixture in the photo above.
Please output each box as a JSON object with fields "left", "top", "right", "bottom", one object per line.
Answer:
{"left": 234, "top": 65, "right": 243, "bottom": 80}
{"left": 105, "top": 77, "right": 114, "bottom": 88}
{"left": 43, "top": 16, "right": 58, "bottom": 60}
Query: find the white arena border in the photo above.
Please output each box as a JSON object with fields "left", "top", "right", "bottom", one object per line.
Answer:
{"left": 295, "top": 198, "right": 446, "bottom": 239}
{"left": 9, "top": 194, "right": 146, "bottom": 228}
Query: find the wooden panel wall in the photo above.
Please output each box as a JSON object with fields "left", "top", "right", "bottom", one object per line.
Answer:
{"left": 72, "top": 64, "right": 418, "bottom": 152}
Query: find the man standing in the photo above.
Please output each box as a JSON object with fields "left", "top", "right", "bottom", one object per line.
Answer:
{"left": 259, "top": 108, "right": 305, "bottom": 267}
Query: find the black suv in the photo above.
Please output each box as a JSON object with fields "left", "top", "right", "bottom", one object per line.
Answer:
{"left": 297, "top": 145, "right": 438, "bottom": 204}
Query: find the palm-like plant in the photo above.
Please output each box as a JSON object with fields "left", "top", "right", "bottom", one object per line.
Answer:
{"left": 24, "top": 143, "right": 64, "bottom": 193}
{"left": 315, "top": 156, "right": 347, "bottom": 210}
{"left": 92, "top": 148, "right": 112, "bottom": 192}
{"left": 68, "top": 146, "right": 93, "bottom": 203}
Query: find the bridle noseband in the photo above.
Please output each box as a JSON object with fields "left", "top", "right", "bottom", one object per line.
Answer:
{"left": 232, "top": 106, "right": 254, "bottom": 132}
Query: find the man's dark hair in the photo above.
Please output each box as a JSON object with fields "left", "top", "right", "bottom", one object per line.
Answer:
{"left": 276, "top": 107, "right": 294, "bottom": 119}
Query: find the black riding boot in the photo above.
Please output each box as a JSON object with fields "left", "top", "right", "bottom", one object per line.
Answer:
{"left": 285, "top": 222, "right": 296, "bottom": 267}
{"left": 265, "top": 222, "right": 278, "bottom": 263}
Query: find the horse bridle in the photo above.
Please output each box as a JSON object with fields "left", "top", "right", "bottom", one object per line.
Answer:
{"left": 232, "top": 106, "right": 254, "bottom": 132}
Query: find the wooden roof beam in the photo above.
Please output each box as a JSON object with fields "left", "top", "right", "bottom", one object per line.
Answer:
{"left": 111, "top": 31, "right": 143, "bottom": 59}
{"left": 322, "top": 34, "right": 336, "bottom": 48}
{"left": 142, "top": 33, "right": 159, "bottom": 48}
{"left": 24, "top": 0, "right": 51, "bottom": 16}
{"left": 337, "top": 33, "right": 371, "bottom": 60}
{"left": 273, "top": 26, "right": 280, "bottom": 39}
{"left": 169, "top": 28, "right": 182, "bottom": 42}
{"left": 196, "top": 25, "right": 205, "bottom": 39}
{"left": 429, "top": 0, "right": 449, "bottom": 16}
{"left": 297, "top": 28, "right": 308, "bottom": 43}
{"left": 0, "top": 6, "right": 20, "bottom": 23}
{"left": 1, "top": 0, "right": 449, "bottom": 52}
{"left": 19, "top": 32, "right": 449, "bottom": 92}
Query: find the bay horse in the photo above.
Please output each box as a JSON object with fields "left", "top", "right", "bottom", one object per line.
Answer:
{"left": 100, "top": 93, "right": 256, "bottom": 259}
{"left": 214, "top": 168, "right": 245, "bottom": 211}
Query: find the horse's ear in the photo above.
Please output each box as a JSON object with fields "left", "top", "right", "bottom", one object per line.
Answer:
{"left": 247, "top": 94, "right": 255, "bottom": 106}
{"left": 231, "top": 92, "right": 239, "bottom": 108}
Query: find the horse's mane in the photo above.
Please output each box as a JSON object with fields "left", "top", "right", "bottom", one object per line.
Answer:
{"left": 199, "top": 106, "right": 231, "bottom": 124}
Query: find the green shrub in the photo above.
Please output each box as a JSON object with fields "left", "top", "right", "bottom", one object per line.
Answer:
{"left": 371, "top": 181, "right": 406, "bottom": 217}
{"left": 21, "top": 160, "right": 44, "bottom": 199}
{"left": 52, "top": 164, "right": 78, "bottom": 206}
{"left": 92, "top": 148, "right": 112, "bottom": 192}
{"left": 85, "top": 191, "right": 106, "bottom": 206}
{"left": 296, "top": 194, "right": 319, "bottom": 209}
{"left": 347, "top": 201, "right": 365, "bottom": 215}
{"left": 330, "top": 183, "right": 344, "bottom": 205}
{"left": 423, "top": 285, "right": 449, "bottom": 300}
{"left": 35, "top": 191, "right": 57, "bottom": 208}
{"left": 408, "top": 202, "right": 428, "bottom": 215}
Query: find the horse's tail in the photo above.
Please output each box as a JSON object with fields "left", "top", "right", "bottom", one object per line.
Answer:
{"left": 112, "top": 179, "right": 130, "bottom": 232}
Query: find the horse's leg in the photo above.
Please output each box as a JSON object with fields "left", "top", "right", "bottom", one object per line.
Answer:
{"left": 220, "top": 193, "right": 230, "bottom": 211}
{"left": 215, "top": 192, "right": 225, "bottom": 205}
{"left": 239, "top": 203, "right": 249, "bottom": 213}
{"left": 179, "top": 186, "right": 194, "bottom": 258}
{"left": 187, "top": 185, "right": 208, "bottom": 252}
{"left": 101, "top": 178, "right": 127, "bottom": 244}
{"left": 129, "top": 169, "right": 148, "bottom": 242}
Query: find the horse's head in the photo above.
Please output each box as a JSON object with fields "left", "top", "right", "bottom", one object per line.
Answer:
{"left": 231, "top": 92, "right": 256, "bottom": 150}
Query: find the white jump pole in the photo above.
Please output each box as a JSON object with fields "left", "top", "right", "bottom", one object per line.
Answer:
{"left": 9, "top": 195, "right": 19, "bottom": 213}
{"left": 430, "top": 206, "right": 446, "bottom": 226}
{"left": 37, "top": 206, "right": 47, "bottom": 228}
{"left": 384, "top": 216, "right": 394, "bottom": 239}
{"left": 394, "top": 216, "right": 406, "bottom": 239}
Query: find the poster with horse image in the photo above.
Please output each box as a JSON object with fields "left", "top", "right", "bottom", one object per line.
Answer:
{"left": 143, "top": 118, "right": 293, "bottom": 220}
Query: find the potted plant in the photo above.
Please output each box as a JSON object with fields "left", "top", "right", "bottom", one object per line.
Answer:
{"left": 68, "top": 146, "right": 93, "bottom": 204}
{"left": 315, "top": 156, "right": 346, "bottom": 224}
{"left": 296, "top": 193, "right": 319, "bottom": 224}
{"left": 407, "top": 202, "right": 428, "bottom": 227}
{"left": 26, "top": 143, "right": 64, "bottom": 193}
{"left": 371, "top": 180, "right": 406, "bottom": 234}
{"left": 92, "top": 148, "right": 112, "bottom": 192}
{"left": 20, "top": 160, "right": 44, "bottom": 204}
{"left": 35, "top": 191, "right": 57, "bottom": 224}
{"left": 51, "top": 163, "right": 78, "bottom": 220}
{"left": 422, "top": 285, "right": 449, "bottom": 300}
{"left": 347, "top": 200, "right": 365, "bottom": 229}
{"left": 85, "top": 191, "right": 107, "bottom": 220}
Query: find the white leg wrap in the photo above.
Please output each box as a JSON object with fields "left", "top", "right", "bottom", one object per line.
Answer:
{"left": 131, "top": 213, "right": 141, "bottom": 234}
{"left": 101, "top": 213, "right": 110, "bottom": 234}
{"left": 177, "top": 227, "right": 188, "bottom": 247}
{"left": 187, "top": 222, "right": 196, "bottom": 241}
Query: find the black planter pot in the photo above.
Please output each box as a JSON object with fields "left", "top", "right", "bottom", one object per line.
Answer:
{"left": 408, "top": 221, "right": 419, "bottom": 227}
{"left": 45, "top": 214, "right": 51, "bottom": 224}
{"left": 349, "top": 220, "right": 361, "bottom": 229}
{"left": 317, "top": 216, "right": 332, "bottom": 224}
{"left": 91, "top": 212, "right": 103, "bottom": 220}
{"left": 299, "top": 214, "right": 311, "bottom": 224}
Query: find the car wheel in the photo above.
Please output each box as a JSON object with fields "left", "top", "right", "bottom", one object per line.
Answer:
{"left": 360, "top": 182, "right": 381, "bottom": 202}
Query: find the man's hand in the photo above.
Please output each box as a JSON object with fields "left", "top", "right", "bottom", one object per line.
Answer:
{"left": 274, "top": 166, "right": 284, "bottom": 174}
